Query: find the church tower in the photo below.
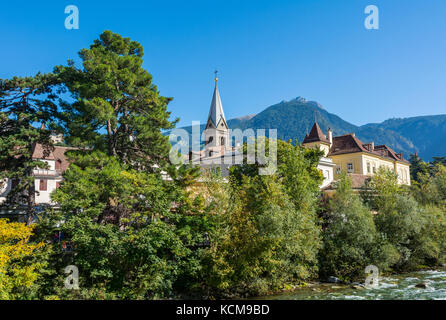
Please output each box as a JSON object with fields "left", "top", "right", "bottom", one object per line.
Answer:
{"left": 204, "top": 71, "right": 230, "bottom": 156}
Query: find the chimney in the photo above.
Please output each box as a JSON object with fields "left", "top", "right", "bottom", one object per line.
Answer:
{"left": 327, "top": 128, "right": 333, "bottom": 147}
{"left": 370, "top": 142, "right": 374, "bottom": 151}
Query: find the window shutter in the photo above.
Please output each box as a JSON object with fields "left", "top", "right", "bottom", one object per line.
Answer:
{"left": 39, "top": 179, "right": 47, "bottom": 191}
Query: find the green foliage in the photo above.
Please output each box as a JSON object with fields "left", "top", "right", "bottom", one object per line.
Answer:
{"left": 231, "top": 138, "right": 323, "bottom": 212}
{"left": 412, "top": 164, "right": 446, "bottom": 207}
{"left": 409, "top": 153, "right": 429, "bottom": 183}
{"left": 37, "top": 151, "right": 208, "bottom": 299}
{"left": 365, "top": 168, "right": 446, "bottom": 270}
{"left": 202, "top": 139, "right": 322, "bottom": 297}
{"left": 361, "top": 167, "right": 404, "bottom": 212}
{"left": 55, "top": 30, "right": 175, "bottom": 170}
{"left": 0, "top": 74, "right": 59, "bottom": 224}
{"left": 3, "top": 30, "right": 446, "bottom": 300}
{"left": 319, "top": 174, "right": 398, "bottom": 281}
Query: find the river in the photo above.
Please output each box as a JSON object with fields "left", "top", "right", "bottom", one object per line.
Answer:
{"left": 258, "top": 269, "right": 446, "bottom": 300}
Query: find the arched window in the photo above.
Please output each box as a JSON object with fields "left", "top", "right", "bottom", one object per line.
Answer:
{"left": 209, "top": 151, "right": 213, "bottom": 157}
{"left": 220, "top": 137, "right": 225, "bottom": 146}
{"left": 207, "top": 136, "right": 213, "bottom": 145}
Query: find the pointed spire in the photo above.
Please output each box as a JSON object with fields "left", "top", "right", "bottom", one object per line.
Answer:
{"left": 302, "top": 122, "right": 330, "bottom": 144}
{"left": 206, "top": 70, "right": 227, "bottom": 128}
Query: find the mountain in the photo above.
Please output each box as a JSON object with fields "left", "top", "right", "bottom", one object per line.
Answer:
{"left": 172, "top": 97, "right": 446, "bottom": 160}
{"left": 360, "top": 115, "right": 446, "bottom": 160}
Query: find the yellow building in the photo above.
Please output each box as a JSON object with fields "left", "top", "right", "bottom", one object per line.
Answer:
{"left": 303, "top": 122, "right": 411, "bottom": 187}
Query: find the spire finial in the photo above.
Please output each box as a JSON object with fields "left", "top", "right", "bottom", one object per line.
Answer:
{"left": 214, "top": 70, "right": 218, "bottom": 85}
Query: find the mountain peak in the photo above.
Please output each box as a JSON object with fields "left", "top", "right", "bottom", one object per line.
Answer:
{"left": 281, "top": 96, "right": 325, "bottom": 110}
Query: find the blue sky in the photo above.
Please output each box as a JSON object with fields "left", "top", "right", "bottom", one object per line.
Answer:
{"left": 1, "top": 0, "right": 445, "bottom": 127}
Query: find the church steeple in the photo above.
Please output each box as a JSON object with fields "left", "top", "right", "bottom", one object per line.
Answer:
{"left": 206, "top": 70, "right": 227, "bottom": 129}
{"left": 204, "top": 71, "right": 230, "bottom": 151}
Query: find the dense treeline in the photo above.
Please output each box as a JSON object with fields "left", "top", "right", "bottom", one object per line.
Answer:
{"left": 1, "top": 31, "right": 446, "bottom": 299}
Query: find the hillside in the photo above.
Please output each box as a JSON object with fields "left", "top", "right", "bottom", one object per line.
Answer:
{"left": 173, "top": 97, "right": 446, "bottom": 160}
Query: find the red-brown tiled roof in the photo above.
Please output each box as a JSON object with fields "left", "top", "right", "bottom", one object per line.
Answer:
{"left": 374, "top": 145, "right": 409, "bottom": 164}
{"left": 31, "top": 143, "right": 55, "bottom": 160}
{"left": 328, "top": 134, "right": 408, "bottom": 163}
{"left": 31, "top": 144, "right": 77, "bottom": 173}
{"left": 52, "top": 146, "right": 75, "bottom": 173}
{"left": 328, "top": 134, "right": 367, "bottom": 155}
{"left": 303, "top": 122, "right": 330, "bottom": 144}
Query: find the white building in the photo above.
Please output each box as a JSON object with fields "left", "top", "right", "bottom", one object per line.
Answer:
{"left": 0, "top": 142, "right": 73, "bottom": 218}
{"left": 302, "top": 122, "right": 336, "bottom": 188}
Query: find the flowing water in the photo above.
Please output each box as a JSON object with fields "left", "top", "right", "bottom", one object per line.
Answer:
{"left": 260, "top": 269, "right": 446, "bottom": 300}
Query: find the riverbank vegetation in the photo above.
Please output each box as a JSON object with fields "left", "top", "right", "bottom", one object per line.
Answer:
{"left": 1, "top": 31, "right": 446, "bottom": 299}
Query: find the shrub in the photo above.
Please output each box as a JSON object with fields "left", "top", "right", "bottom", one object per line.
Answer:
{"left": 319, "top": 174, "right": 398, "bottom": 281}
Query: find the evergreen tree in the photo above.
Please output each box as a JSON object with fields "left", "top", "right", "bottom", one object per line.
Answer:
{"left": 33, "top": 31, "right": 210, "bottom": 299}
{"left": 55, "top": 30, "right": 176, "bottom": 170}
{"left": 409, "top": 153, "right": 429, "bottom": 183}
{"left": 432, "top": 157, "right": 446, "bottom": 167}
{"left": 0, "top": 74, "right": 58, "bottom": 224}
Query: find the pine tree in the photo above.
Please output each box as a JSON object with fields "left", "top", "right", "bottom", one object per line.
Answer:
{"left": 55, "top": 30, "right": 176, "bottom": 170}
{"left": 0, "top": 74, "right": 58, "bottom": 224}
{"left": 409, "top": 153, "right": 429, "bottom": 183}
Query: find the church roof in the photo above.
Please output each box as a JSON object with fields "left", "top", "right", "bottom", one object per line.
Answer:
{"left": 303, "top": 122, "right": 329, "bottom": 144}
{"left": 207, "top": 80, "right": 227, "bottom": 127}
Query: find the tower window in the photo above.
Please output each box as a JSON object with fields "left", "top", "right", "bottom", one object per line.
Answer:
{"left": 207, "top": 136, "right": 213, "bottom": 145}
{"left": 220, "top": 137, "right": 225, "bottom": 146}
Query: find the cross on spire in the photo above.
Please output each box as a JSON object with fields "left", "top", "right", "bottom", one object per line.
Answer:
{"left": 214, "top": 70, "right": 218, "bottom": 85}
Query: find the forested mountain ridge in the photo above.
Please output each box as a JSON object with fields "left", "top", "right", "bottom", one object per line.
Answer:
{"left": 174, "top": 97, "right": 445, "bottom": 160}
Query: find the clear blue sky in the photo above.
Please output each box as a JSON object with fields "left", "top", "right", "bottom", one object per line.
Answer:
{"left": 1, "top": 0, "right": 445, "bottom": 127}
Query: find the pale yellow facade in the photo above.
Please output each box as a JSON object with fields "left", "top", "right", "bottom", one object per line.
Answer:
{"left": 303, "top": 141, "right": 331, "bottom": 157}
{"left": 330, "top": 152, "right": 411, "bottom": 185}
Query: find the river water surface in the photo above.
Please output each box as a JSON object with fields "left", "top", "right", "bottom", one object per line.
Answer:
{"left": 260, "top": 269, "right": 446, "bottom": 300}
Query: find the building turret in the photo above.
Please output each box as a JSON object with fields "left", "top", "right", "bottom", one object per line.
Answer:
{"left": 302, "top": 122, "right": 331, "bottom": 156}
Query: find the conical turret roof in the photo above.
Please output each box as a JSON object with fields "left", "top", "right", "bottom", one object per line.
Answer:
{"left": 303, "top": 122, "right": 329, "bottom": 144}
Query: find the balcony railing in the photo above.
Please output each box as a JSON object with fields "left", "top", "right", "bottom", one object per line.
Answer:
{"left": 33, "top": 169, "right": 58, "bottom": 176}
